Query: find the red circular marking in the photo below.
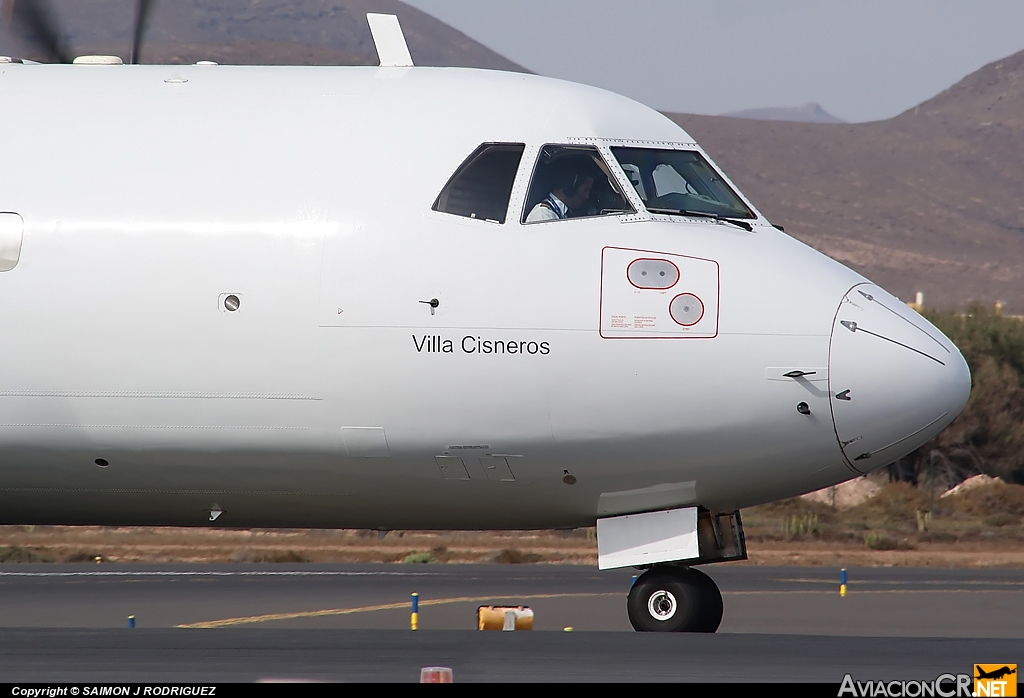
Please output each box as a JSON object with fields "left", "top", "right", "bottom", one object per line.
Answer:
{"left": 669, "top": 293, "right": 704, "bottom": 327}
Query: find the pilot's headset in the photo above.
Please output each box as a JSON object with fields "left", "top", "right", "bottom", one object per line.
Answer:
{"left": 554, "top": 155, "right": 597, "bottom": 196}
{"left": 560, "top": 170, "right": 584, "bottom": 196}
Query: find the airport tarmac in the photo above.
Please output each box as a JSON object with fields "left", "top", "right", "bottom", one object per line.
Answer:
{"left": 0, "top": 563, "right": 1020, "bottom": 682}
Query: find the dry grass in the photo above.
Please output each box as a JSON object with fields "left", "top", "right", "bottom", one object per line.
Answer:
{"left": 0, "top": 526, "right": 599, "bottom": 565}
{"left": 741, "top": 482, "right": 1024, "bottom": 566}
{"left": 1, "top": 483, "right": 1021, "bottom": 567}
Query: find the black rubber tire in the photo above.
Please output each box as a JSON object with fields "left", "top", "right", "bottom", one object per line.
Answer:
{"left": 689, "top": 567, "right": 724, "bottom": 633}
{"left": 626, "top": 567, "right": 704, "bottom": 632}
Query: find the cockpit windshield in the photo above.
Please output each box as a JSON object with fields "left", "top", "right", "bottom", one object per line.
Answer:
{"left": 610, "top": 147, "right": 755, "bottom": 220}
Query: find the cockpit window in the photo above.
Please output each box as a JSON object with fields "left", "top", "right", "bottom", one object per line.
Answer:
{"left": 610, "top": 147, "right": 755, "bottom": 220}
{"left": 433, "top": 143, "right": 525, "bottom": 224}
{"left": 522, "top": 145, "right": 634, "bottom": 224}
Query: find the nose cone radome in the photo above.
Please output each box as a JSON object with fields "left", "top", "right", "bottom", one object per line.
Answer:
{"left": 828, "top": 284, "right": 971, "bottom": 473}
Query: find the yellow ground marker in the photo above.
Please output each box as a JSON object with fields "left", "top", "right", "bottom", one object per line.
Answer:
{"left": 177, "top": 592, "right": 621, "bottom": 629}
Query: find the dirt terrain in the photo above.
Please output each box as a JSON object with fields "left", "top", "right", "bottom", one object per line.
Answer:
{"left": 1, "top": 482, "right": 1020, "bottom": 568}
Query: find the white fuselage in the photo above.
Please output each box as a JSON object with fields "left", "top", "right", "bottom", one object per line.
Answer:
{"left": 0, "top": 64, "right": 970, "bottom": 529}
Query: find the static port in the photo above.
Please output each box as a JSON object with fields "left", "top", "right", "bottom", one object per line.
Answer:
{"left": 796, "top": 402, "right": 811, "bottom": 415}
{"left": 94, "top": 458, "right": 109, "bottom": 468}
{"left": 224, "top": 294, "right": 240, "bottom": 312}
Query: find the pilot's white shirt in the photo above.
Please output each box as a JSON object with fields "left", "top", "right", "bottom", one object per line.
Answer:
{"left": 525, "top": 193, "right": 569, "bottom": 222}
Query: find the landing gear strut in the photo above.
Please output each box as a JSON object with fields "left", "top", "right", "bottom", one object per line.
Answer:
{"left": 626, "top": 566, "right": 723, "bottom": 632}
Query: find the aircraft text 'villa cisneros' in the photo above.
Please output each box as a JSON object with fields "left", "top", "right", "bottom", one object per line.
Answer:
{"left": 412, "top": 335, "right": 552, "bottom": 355}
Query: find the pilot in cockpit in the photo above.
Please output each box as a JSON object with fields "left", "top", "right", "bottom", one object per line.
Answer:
{"left": 524, "top": 154, "right": 602, "bottom": 222}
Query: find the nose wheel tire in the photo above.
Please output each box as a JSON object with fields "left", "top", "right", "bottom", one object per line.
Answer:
{"left": 627, "top": 566, "right": 723, "bottom": 632}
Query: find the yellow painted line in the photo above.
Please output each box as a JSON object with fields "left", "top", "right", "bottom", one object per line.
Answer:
{"left": 776, "top": 578, "right": 1024, "bottom": 587}
{"left": 180, "top": 586, "right": 1023, "bottom": 628}
{"left": 723, "top": 589, "right": 1022, "bottom": 595}
{"left": 177, "top": 592, "right": 622, "bottom": 629}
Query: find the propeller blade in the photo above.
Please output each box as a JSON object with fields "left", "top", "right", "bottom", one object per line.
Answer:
{"left": 1, "top": 0, "right": 72, "bottom": 63}
{"left": 129, "top": 0, "right": 155, "bottom": 64}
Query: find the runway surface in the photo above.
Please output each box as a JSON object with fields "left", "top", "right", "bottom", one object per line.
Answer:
{"left": 0, "top": 563, "right": 1020, "bottom": 681}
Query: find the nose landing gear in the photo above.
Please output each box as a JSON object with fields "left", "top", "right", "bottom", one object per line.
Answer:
{"left": 627, "top": 566, "right": 723, "bottom": 632}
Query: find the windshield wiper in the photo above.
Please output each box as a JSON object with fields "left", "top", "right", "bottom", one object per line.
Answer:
{"left": 647, "top": 208, "right": 753, "bottom": 232}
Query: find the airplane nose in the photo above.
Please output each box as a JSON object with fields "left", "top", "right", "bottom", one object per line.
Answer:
{"left": 828, "top": 284, "right": 971, "bottom": 473}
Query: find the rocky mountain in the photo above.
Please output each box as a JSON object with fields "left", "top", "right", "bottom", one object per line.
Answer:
{"left": 672, "top": 48, "right": 1024, "bottom": 312}
{"left": 721, "top": 102, "right": 845, "bottom": 124}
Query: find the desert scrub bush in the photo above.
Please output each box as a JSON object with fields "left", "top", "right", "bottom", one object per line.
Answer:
{"left": 229, "top": 549, "right": 308, "bottom": 563}
{"left": 864, "top": 533, "right": 896, "bottom": 550}
{"left": 863, "top": 533, "right": 915, "bottom": 551}
{"left": 402, "top": 552, "right": 437, "bottom": 564}
{"left": 917, "top": 305, "right": 1024, "bottom": 485}
{"left": 926, "top": 303, "right": 1024, "bottom": 380}
{"left": 747, "top": 497, "right": 834, "bottom": 520}
{"left": 982, "top": 512, "right": 1020, "bottom": 527}
{"left": 0, "top": 546, "right": 53, "bottom": 562}
{"left": 743, "top": 530, "right": 785, "bottom": 543}
{"left": 493, "top": 548, "right": 543, "bottom": 564}
{"left": 850, "top": 483, "right": 929, "bottom": 524}
{"left": 917, "top": 531, "right": 958, "bottom": 543}
{"left": 942, "top": 483, "right": 1024, "bottom": 518}
{"left": 781, "top": 513, "right": 819, "bottom": 538}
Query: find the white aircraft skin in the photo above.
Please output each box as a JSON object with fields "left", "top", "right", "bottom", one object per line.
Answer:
{"left": 0, "top": 61, "right": 971, "bottom": 532}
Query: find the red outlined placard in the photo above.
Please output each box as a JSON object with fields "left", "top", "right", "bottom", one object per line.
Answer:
{"left": 600, "top": 246, "right": 719, "bottom": 339}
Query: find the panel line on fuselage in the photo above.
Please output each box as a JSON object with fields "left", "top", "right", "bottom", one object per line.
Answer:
{"left": 0, "top": 390, "right": 320, "bottom": 400}
{"left": 0, "top": 487, "right": 344, "bottom": 496}
{"left": 0, "top": 424, "right": 309, "bottom": 430}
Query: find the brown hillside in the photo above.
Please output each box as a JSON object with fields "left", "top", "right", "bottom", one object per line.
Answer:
{"left": 670, "top": 49, "right": 1024, "bottom": 312}
{"left": 83, "top": 40, "right": 376, "bottom": 67}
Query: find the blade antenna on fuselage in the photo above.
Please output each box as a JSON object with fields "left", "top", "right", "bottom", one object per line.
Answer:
{"left": 366, "top": 13, "right": 414, "bottom": 67}
{"left": 129, "top": 0, "right": 155, "bottom": 64}
{"left": 1, "top": 0, "right": 72, "bottom": 63}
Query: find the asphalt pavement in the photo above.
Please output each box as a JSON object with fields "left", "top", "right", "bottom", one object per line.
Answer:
{"left": 0, "top": 563, "right": 1019, "bottom": 681}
